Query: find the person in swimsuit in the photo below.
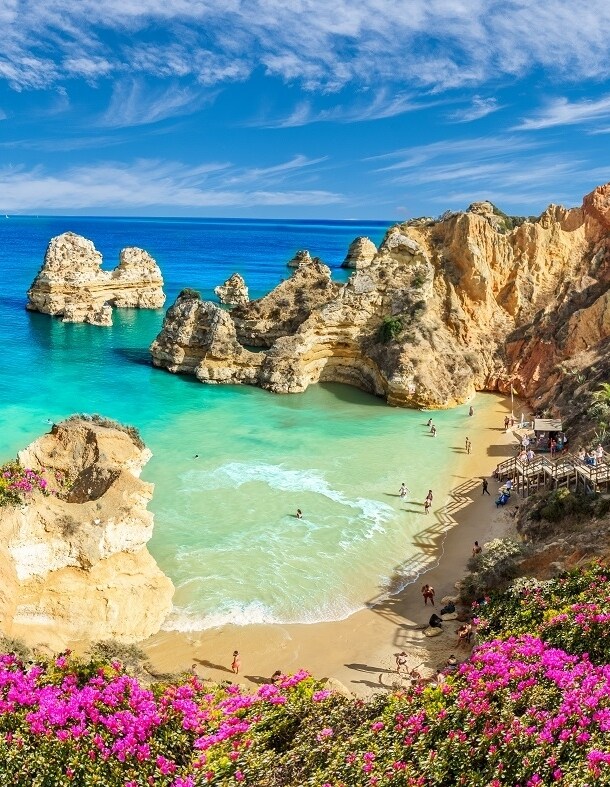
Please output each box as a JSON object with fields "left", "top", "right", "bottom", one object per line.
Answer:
{"left": 395, "top": 651, "right": 409, "bottom": 675}
{"left": 231, "top": 651, "right": 241, "bottom": 674}
{"left": 421, "top": 584, "right": 435, "bottom": 605}
{"left": 296, "top": 509, "right": 302, "bottom": 519}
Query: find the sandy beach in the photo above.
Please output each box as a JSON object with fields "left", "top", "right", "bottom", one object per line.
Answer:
{"left": 141, "top": 394, "right": 524, "bottom": 695}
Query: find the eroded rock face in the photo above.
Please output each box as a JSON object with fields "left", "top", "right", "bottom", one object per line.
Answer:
{"left": 341, "top": 236, "right": 378, "bottom": 269}
{"left": 214, "top": 273, "right": 250, "bottom": 306}
{"left": 0, "top": 418, "right": 174, "bottom": 648}
{"left": 27, "top": 232, "right": 165, "bottom": 326}
{"left": 150, "top": 183, "right": 610, "bottom": 408}
{"left": 286, "top": 249, "right": 322, "bottom": 268}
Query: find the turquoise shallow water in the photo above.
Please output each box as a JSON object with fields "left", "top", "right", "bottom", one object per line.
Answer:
{"left": 0, "top": 216, "right": 495, "bottom": 629}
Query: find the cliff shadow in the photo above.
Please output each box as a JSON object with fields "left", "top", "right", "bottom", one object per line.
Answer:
{"left": 112, "top": 347, "right": 153, "bottom": 367}
{"left": 317, "top": 382, "right": 389, "bottom": 408}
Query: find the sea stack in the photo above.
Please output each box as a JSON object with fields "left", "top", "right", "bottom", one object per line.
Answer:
{"left": 214, "top": 273, "right": 250, "bottom": 306}
{"left": 26, "top": 232, "right": 166, "bottom": 326}
{"left": 149, "top": 183, "right": 610, "bottom": 410}
{"left": 0, "top": 417, "right": 174, "bottom": 649}
{"left": 286, "top": 249, "right": 322, "bottom": 267}
{"left": 341, "top": 236, "right": 377, "bottom": 268}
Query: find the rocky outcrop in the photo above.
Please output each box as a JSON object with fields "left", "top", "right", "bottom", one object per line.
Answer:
{"left": 286, "top": 249, "right": 322, "bottom": 268}
{"left": 214, "top": 273, "right": 250, "bottom": 306}
{"left": 150, "top": 183, "right": 610, "bottom": 409}
{"left": 0, "top": 417, "right": 174, "bottom": 649}
{"left": 341, "top": 236, "right": 377, "bottom": 269}
{"left": 26, "top": 232, "right": 166, "bottom": 326}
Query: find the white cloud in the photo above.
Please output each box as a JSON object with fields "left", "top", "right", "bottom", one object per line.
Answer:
{"left": 372, "top": 135, "right": 605, "bottom": 212}
{"left": 515, "top": 95, "right": 610, "bottom": 130}
{"left": 4, "top": 1, "right": 610, "bottom": 95}
{"left": 449, "top": 96, "right": 503, "bottom": 123}
{"left": 260, "top": 91, "right": 430, "bottom": 128}
{"left": 99, "top": 79, "right": 213, "bottom": 128}
{"left": 0, "top": 157, "right": 343, "bottom": 211}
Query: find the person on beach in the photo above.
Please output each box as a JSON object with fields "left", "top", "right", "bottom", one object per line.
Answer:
{"left": 469, "top": 406, "right": 474, "bottom": 416}
{"left": 426, "top": 490, "right": 433, "bottom": 503}
{"left": 504, "top": 416, "right": 510, "bottom": 430}
{"left": 270, "top": 670, "right": 282, "bottom": 684}
{"left": 482, "top": 478, "right": 490, "bottom": 495}
{"left": 424, "top": 498, "right": 431, "bottom": 514}
{"left": 421, "top": 584, "right": 435, "bottom": 605}
{"left": 472, "top": 540, "right": 482, "bottom": 556}
{"left": 399, "top": 483, "right": 410, "bottom": 498}
{"left": 440, "top": 599, "right": 455, "bottom": 615}
{"left": 431, "top": 425, "right": 437, "bottom": 437}
{"left": 231, "top": 651, "right": 241, "bottom": 674}
{"left": 466, "top": 438, "right": 471, "bottom": 454}
{"left": 296, "top": 509, "right": 302, "bottom": 519}
{"left": 456, "top": 623, "right": 472, "bottom": 649}
{"left": 395, "top": 651, "right": 409, "bottom": 675}
{"left": 428, "top": 613, "right": 443, "bottom": 629}
{"left": 427, "top": 418, "right": 433, "bottom": 427}
{"left": 445, "top": 654, "right": 459, "bottom": 673}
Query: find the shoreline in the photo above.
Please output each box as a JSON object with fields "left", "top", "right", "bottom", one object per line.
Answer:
{"left": 141, "top": 393, "right": 523, "bottom": 695}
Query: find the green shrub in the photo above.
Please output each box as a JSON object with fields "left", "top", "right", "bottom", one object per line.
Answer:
{"left": 377, "top": 316, "right": 403, "bottom": 343}
{"left": 178, "top": 287, "right": 201, "bottom": 299}
{"left": 460, "top": 537, "right": 523, "bottom": 601}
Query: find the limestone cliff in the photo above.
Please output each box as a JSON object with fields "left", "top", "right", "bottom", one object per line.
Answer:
{"left": 150, "top": 183, "right": 610, "bottom": 409}
{"left": 27, "top": 232, "right": 165, "bottom": 326}
{"left": 214, "top": 273, "right": 249, "bottom": 306}
{"left": 0, "top": 417, "right": 174, "bottom": 649}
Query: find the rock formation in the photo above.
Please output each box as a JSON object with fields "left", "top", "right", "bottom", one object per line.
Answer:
{"left": 150, "top": 183, "right": 610, "bottom": 409}
{"left": 0, "top": 417, "right": 174, "bottom": 649}
{"left": 27, "top": 232, "right": 166, "bottom": 326}
{"left": 214, "top": 273, "right": 250, "bottom": 306}
{"left": 341, "top": 236, "right": 378, "bottom": 268}
{"left": 286, "top": 249, "right": 322, "bottom": 268}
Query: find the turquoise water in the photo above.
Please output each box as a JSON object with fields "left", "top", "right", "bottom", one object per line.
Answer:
{"left": 0, "top": 216, "right": 490, "bottom": 629}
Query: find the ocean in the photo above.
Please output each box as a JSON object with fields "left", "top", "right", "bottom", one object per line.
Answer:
{"left": 0, "top": 215, "right": 492, "bottom": 630}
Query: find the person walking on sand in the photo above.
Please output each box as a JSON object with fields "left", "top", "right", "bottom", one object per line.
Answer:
{"left": 466, "top": 438, "right": 471, "bottom": 454}
{"left": 472, "top": 540, "right": 482, "bottom": 556}
{"left": 424, "top": 497, "right": 431, "bottom": 514}
{"left": 231, "top": 651, "right": 241, "bottom": 674}
{"left": 426, "top": 490, "right": 433, "bottom": 503}
{"left": 431, "top": 425, "right": 437, "bottom": 437}
{"left": 427, "top": 418, "right": 433, "bottom": 427}
{"left": 482, "top": 478, "right": 490, "bottom": 495}
{"left": 469, "top": 406, "right": 474, "bottom": 417}
{"left": 395, "top": 651, "right": 408, "bottom": 675}
{"left": 421, "top": 583, "right": 435, "bottom": 605}
{"left": 399, "top": 482, "right": 410, "bottom": 498}
{"left": 296, "top": 509, "right": 302, "bottom": 519}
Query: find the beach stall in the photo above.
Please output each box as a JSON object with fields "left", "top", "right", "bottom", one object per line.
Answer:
{"left": 533, "top": 417, "right": 564, "bottom": 453}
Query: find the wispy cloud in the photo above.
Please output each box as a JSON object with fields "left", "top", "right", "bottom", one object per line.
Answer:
{"left": 0, "top": 158, "right": 343, "bottom": 212}
{"left": 372, "top": 134, "right": 603, "bottom": 211}
{"left": 449, "top": 96, "right": 503, "bottom": 123}
{"left": 4, "top": 1, "right": 610, "bottom": 95}
{"left": 514, "top": 95, "right": 610, "bottom": 130}
{"left": 259, "top": 91, "right": 433, "bottom": 128}
{"left": 99, "top": 79, "right": 213, "bottom": 128}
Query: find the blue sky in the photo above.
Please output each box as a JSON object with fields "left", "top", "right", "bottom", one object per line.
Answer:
{"left": 1, "top": 0, "right": 610, "bottom": 219}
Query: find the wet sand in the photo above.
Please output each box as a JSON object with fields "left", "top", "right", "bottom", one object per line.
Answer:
{"left": 141, "top": 394, "right": 523, "bottom": 695}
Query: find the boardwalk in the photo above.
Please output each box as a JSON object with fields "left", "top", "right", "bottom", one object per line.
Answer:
{"left": 495, "top": 453, "right": 610, "bottom": 497}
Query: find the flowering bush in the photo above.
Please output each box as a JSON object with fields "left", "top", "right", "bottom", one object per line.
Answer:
{"left": 477, "top": 561, "right": 610, "bottom": 663}
{"left": 0, "top": 565, "right": 610, "bottom": 784}
{"left": 0, "top": 461, "right": 50, "bottom": 506}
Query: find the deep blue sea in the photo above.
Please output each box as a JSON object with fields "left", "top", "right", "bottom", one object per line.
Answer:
{"left": 0, "top": 215, "right": 494, "bottom": 629}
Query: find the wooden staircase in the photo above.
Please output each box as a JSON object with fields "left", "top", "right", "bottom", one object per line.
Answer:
{"left": 494, "top": 453, "right": 610, "bottom": 498}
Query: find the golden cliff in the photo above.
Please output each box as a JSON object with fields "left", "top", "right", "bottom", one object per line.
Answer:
{"left": 0, "top": 417, "right": 174, "bottom": 650}
{"left": 27, "top": 232, "right": 165, "bottom": 326}
{"left": 150, "top": 183, "right": 610, "bottom": 409}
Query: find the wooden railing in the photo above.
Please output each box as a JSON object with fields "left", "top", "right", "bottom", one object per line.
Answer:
{"left": 494, "top": 453, "right": 610, "bottom": 497}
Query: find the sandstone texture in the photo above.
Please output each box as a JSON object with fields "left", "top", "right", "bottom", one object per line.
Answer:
{"left": 150, "top": 184, "right": 610, "bottom": 409}
{"left": 286, "top": 249, "right": 322, "bottom": 268}
{"left": 0, "top": 418, "right": 174, "bottom": 649}
{"left": 342, "top": 236, "right": 378, "bottom": 269}
{"left": 27, "top": 232, "right": 165, "bottom": 326}
{"left": 214, "top": 273, "right": 250, "bottom": 306}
